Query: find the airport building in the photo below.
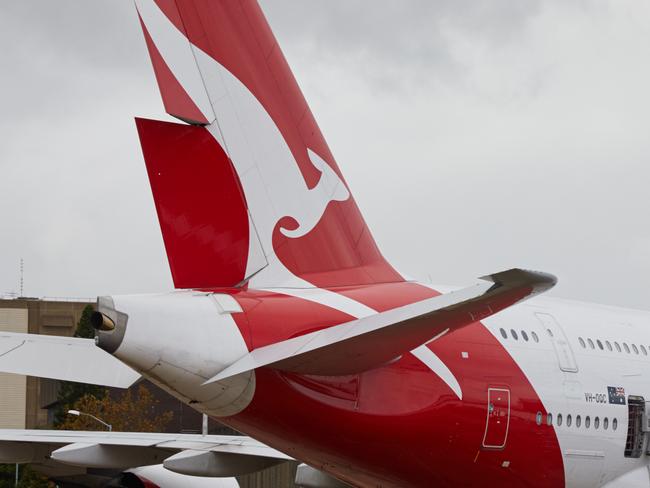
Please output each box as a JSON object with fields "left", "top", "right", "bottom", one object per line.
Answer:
{"left": 0, "top": 297, "right": 90, "bottom": 429}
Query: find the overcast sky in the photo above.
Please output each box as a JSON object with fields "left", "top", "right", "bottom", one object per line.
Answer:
{"left": 0, "top": 1, "right": 649, "bottom": 310}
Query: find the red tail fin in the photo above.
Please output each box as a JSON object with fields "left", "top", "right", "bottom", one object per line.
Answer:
{"left": 136, "top": 118, "right": 257, "bottom": 288}
{"left": 135, "top": 0, "right": 403, "bottom": 288}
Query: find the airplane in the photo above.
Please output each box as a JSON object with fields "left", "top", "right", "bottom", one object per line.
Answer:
{"left": 1, "top": 1, "right": 650, "bottom": 487}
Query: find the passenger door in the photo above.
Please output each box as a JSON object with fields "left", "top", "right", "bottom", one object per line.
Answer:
{"left": 482, "top": 387, "right": 510, "bottom": 449}
{"left": 535, "top": 313, "right": 578, "bottom": 372}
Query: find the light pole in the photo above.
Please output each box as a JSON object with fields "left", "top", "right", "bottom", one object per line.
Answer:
{"left": 67, "top": 409, "right": 113, "bottom": 432}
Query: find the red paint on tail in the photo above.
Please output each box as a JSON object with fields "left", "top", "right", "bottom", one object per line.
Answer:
{"left": 139, "top": 19, "right": 208, "bottom": 125}
{"left": 136, "top": 118, "right": 249, "bottom": 288}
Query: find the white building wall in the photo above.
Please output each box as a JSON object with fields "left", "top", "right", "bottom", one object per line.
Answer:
{"left": 0, "top": 308, "right": 28, "bottom": 428}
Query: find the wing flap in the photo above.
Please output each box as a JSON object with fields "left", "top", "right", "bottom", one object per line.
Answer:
{"left": 0, "top": 333, "right": 140, "bottom": 388}
{"left": 0, "top": 430, "right": 291, "bottom": 457}
{"left": 0, "top": 430, "right": 293, "bottom": 476}
{"left": 205, "top": 268, "right": 556, "bottom": 381}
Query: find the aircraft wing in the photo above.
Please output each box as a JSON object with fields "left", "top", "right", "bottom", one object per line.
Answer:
{"left": 0, "top": 429, "right": 293, "bottom": 477}
{"left": 206, "top": 268, "right": 556, "bottom": 382}
{"left": 0, "top": 332, "right": 140, "bottom": 388}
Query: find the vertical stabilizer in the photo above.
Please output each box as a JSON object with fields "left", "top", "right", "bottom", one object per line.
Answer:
{"left": 135, "top": 0, "right": 403, "bottom": 289}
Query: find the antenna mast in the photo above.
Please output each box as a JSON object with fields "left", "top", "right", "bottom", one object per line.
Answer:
{"left": 20, "top": 258, "right": 24, "bottom": 297}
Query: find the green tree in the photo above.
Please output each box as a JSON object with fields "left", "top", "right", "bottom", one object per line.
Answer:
{"left": 53, "top": 305, "right": 106, "bottom": 426}
{"left": 58, "top": 384, "right": 173, "bottom": 432}
{"left": 0, "top": 464, "right": 50, "bottom": 488}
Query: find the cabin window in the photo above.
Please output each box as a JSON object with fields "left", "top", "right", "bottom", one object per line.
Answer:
{"left": 547, "top": 413, "right": 553, "bottom": 426}
{"left": 511, "top": 329, "right": 518, "bottom": 340}
{"left": 557, "top": 414, "right": 563, "bottom": 426}
{"left": 604, "top": 417, "right": 609, "bottom": 430}
{"left": 587, "top": 338, "right": 595, "bottom": 349}
{"left": 576, "top": 415, "right": 582, "bottom": 428}
{"left": 585, "top": 416, "right": 591, "bottom": 428}
{"left": 624, "top": 343, "right": 630, "bottom": 353}
{"left": 531, "top": 331, "right": 539, "bottom": 343}
{"left": 641, "top": 345, "right": 648, "bottom": 356}
{"left": 594, "top": 417, "right": 600, "bottom": 429}
{"left": 613, "top": 418, "right": 618, "bottom": 431}
{"left": 579, "top": 337, "right": 586, "bottom": 348}
{"left": 606, "top": 341, "right": 613, "bottom": 351}
{"left": 536, "top": 412, "right": 542, "bottom": 425}
{"left": 615, "top": 342, "right": 622, "bottom": 352}
{"left": 500, "top": 328, "right": 507, "bottom": 339}
{"left": 566, "top": 414, "right": 572, "bottom": 427}
{"left": 521, "top": 330, "right": 529, "bottom": 342}
{"left": 597, "top": 340, "right": 604, "bottom": 350}
{"left": 632, "top": 344, "right": 639, "bottom": 355}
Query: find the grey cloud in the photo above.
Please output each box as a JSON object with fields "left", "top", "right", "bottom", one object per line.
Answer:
{"left": 260, "top": 0, "right": 570, "bottom": 92}
{"left": 0, "top": 1, "right": 649, "bottom": 312}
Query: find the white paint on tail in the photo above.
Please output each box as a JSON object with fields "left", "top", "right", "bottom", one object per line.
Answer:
{"left": 134, "top": 0, "right": 215, "bottom": 124}
{"left": 411, "top": 344, "right": 463, "bottom": 400}
{"left": 279, "top": 149, "right": 350, "bottom": 239}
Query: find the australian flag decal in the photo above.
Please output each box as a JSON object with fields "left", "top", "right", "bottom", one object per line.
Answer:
{"left": 608, "top": 386, "right": 626, "bottom": 405}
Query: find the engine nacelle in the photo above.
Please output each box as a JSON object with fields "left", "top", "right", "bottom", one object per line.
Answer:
{"left": 163, "top": 449, "right": 285, "bottom": 477}
{"left": 51, "top": 442, "right": 168, "bottom": 469}
{"left": 95, "top": 291, "right": 254, "bottom": 417}
{"left": 127, "top": 464, "right": 240, "bottom": 488}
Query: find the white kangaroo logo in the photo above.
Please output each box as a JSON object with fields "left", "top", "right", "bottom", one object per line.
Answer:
{"left": 279, "top": 149, "right": 350, "bottom": 239}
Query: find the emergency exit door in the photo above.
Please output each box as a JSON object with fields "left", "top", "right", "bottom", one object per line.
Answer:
{"left": 482, "top": 387, "right": 510, "bottom": 449}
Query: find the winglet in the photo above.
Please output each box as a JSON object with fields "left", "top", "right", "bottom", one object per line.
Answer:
{"left": 482, "top": 268, "right": 557, "bottom": 295}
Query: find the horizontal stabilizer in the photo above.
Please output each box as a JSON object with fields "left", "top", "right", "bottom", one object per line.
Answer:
{"left": 205, "top": 269, "right": 556, "bottom": 382}
{"left": 0, "top": 333, "right": 140, "bottom": 388}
